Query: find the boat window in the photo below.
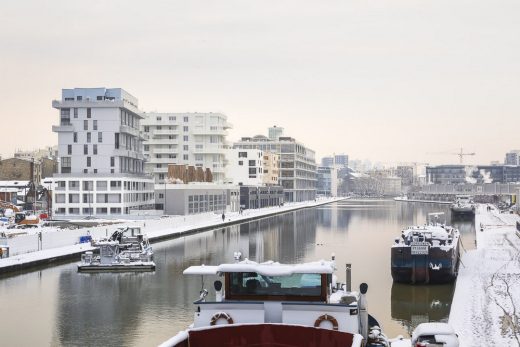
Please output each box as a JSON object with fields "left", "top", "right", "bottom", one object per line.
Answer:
{"left": 228, "top": 272, "right": 322, "bottom": 299}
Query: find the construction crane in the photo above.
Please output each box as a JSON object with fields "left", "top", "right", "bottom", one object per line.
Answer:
{"left": 427, "top": 148, "right": 476, "bottom": 164}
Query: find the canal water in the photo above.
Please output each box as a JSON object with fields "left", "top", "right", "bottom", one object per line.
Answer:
{"left": 0, "top": 199, "right": 475, "bottom": 346}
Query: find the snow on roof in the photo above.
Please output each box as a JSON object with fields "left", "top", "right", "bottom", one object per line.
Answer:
{"left": 183, "top": 260, "right": 335, "bottom": 276}
{"left": 411, "top": 323, "right": 456, "bottom": 343}
{"left": 402, "top": 225, "right": 455, "bottom": 240}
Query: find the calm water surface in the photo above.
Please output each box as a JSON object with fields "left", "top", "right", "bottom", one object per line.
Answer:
{"left": 0, "top": 199, "right": 475, "bottom": 346}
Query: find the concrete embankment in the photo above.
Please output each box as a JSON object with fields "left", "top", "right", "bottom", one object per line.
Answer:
{"left": 0, "top": 197, "right": 346, "bottom": 275}
{"left": 449, "top": 205, "right": 520, "bottom": 346}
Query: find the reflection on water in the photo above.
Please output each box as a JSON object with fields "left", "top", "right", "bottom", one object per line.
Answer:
{"left": 0, "top": 200, "right": 475, "bottom": 346}
{"left": 391, "top": 283, "right": 454, "bottom": 335}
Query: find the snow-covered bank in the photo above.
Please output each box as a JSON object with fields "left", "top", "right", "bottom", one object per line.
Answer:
{"left": 449, "top": 205, "right": 520, "bottom": 346}
{"left": 0, "top": 197, "right": 346, "bottom": 274}
{"left": 393, "top": 197, "right": 452, "bottom": 205}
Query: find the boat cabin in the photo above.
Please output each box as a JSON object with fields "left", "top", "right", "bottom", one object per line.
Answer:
{"left": 183, "top": 260, "right": 365, "bottom": 336}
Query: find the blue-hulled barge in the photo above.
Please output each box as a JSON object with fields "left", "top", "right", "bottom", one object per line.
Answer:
{"left": 391, "top": 214, "right": 460, "bottom": 284}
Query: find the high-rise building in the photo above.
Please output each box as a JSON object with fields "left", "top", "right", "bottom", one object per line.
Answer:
{"left": 225, "top": 148, "right": 265, "bottom": 186}
{"left": 141, "top": 113, "right": 232, "bottom": 183}
{"left": 268, "top": 125, "right": 284, "bottom": 140}
{"left": 505, "top": 151, "right": 520, "bottom": 166}
{"left": 321, "top": 154, "right": 348, "bottom": 168}
{"left": 51, "top": 88, "right": 155, "bottom": 217}
{"left": 234, "top": 131, "right": 316, "bottom": 202}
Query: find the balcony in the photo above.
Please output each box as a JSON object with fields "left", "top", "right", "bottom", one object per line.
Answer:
{"left": 153, "top": 129, "right": 179, "bottom": 136}
{"left": 193, "top": 145, "right": 226, "bottom": 154}
{"left": 120, "top": 124, "right": 140, "bottom": 138}
{"left": 52, "top": 124, "right": 74, "bottom": 132}
{"left": 114, "top": 148, "right": 145, "bottom": 160}
{"left": 152, "top": 167, "right": 168, "bottom": 173}
{"left": 191, "top": 127, "right": 228, "bottom": 136}
{"left": 153, "top": 147, "right": 178, "bottom": 154}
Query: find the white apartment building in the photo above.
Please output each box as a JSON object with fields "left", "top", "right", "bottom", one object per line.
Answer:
{"left": 225, "top": 148, "right": 264, "bottom": 186}
{"left": 52, "top": 88, "right": 155, "bottom": 217}
{"left": 141, "top": 112, "right": 232, "bottom": 184}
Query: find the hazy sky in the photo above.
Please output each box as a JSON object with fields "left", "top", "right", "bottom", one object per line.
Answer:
{"left": 1, "top": 0, "right": 518, "bottom": 165}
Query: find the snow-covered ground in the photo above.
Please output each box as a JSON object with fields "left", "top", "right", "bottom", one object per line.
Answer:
{"left": 0, "top": 197, "right": 346, "bottom": 272}
{"left": 449, "top": 205, "right": 520, "bottom": 346}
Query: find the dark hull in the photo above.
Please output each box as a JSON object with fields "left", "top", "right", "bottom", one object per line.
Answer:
{"left": 77, "top": 264, "right": 155, "bottom": 272}
{"left": 391, "top": 244, "right": 459, "bottom": 284}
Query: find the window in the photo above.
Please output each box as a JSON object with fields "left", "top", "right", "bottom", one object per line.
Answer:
{"left": 183, "top": 145, "right": 188, "bottom": 151}
{"left": 183, "top": 135, "right": 189, "bottom": 141}
{"left": 98, "top": 132, "right": 103, "bottom": 143}
{"left": 61, "top": 157, "right": 71, "bottom": 173}
{"left": 144, "top": 126, "right": 149, "bottom": 132}
{"left": 73, "top": 132, "right": 78, "bottom": 143}
{"left": 239, "top": 152, "right": 247, "bottom": 158}
{"left": 87, "top": 132, "right": 91, "bottom": 143}
{"left": 64, "top": 97, "right": 74, "bottom": 101}
{"left": 93, "top": 144, "right": 98, "bottom": 155}
{"left": 159, "top": 174, "right": 165, "bottom": 180}
{"left": 84, "top": 169, "right": 88, "bottom": 173}
{"left": 249, "top": 168, "right": 256, "bottom": 175}
{"left": 87, "top": 157, "right": 91, "bottom": 167}
{"left": 183, "top": 126, "right": 188, "bottom": 132}
{"left": 97, "top": 96, "right": 103, "bottom": 100}
{"left": 183, "top": 154, "right": 188, "bottom": 160}
{"left": 169, "top": 116, "right": 176, "bottom": 121}
{"left": 84, "top": 120, "right": 88, "bottom": 130}
{"left": 87, "top": 108, "right": 91, "bottom": 118}
{"left": 195, "top": 154, "right": 203, "bottom": 161}
{"left": 183, "top": 116, "right": 188, "bottom": 122}
{"left": 156, "top": 116, "right": 162, "bottom": 121}
{"left": 144, "top": 145, "right": 149, "bottom": 151}
{"left": 77, "top": 96, "right": 82, "bottom": 101}
{"left": 249, "top": 160, "right": 255, "bottom": 166}
{"left": 93, "top": 120, "right": 97, "bottom": 130}
{"left": 84, "top": 144, "right": 88, "bottom": 155}
{"left": 159, "top": 193, "right": 164, "bottom": 199}
{"left": 114, "top": 133, "right": 119, "bottom": 149}
{"left": 110, "top": 157, "right": 115, "bottom": 167}
{"left": 74, "top": 108, "right": 78, "bottom": 118}
{"left": 238, "top": 160, "right": 243, "bottom": 166}
{"left": 67, "top": 145, "right": 72, "bottom": 155}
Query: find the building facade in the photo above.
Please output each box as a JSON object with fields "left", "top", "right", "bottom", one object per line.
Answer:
{"left": 0, "top": 158, "right": 42, "bottom": 186}
{"left": 262, "top": 151, "right": 280, "bottom": 186}
{"left": 141, "top": 112, "right": 231, "bottom": 184}
{"left": 321, "top": 154, "right": 349, "bottom": 168}
{"left": 233, "top": 131, "right": 316, "bottom": 202}
{"left": 52, "top": 87, "right": 154, "bottom": 217}
{"left": 156, "top": 183, "right": 239, "bottom": 215}
{"left": 239, "top": 185, "right": 284, "bottom": 209}
{"left": 504, "top": 151, "right": 520, "bottom": 166}
{"left": 426, "top": 165, "right": 467, "bottom": 185}
{"left": 225, "top": 148, "right": 264, "bottom": 186}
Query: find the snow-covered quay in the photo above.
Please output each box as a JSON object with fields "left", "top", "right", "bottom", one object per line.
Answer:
{"left": 449, "top": 205, "right": 520, "bottom": 346}
{"left": 0, "top": 197, "right": 346, "bottom": 274}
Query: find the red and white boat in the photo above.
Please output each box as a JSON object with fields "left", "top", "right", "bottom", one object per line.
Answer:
{"left": 159, "top": 253, "right": 389, "bottom": 347}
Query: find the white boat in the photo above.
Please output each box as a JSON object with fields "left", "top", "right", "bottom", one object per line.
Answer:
{"left": 389, "top": 322, "right": 459, "bottom": 347}
{"left": 450, "top": 195, "right": 475, "bottom": 216}
{"left": 159, "top": 253, "right": 389, "bottom": 347}
{"left": 78, "top": 227, "right": 155, "bottom": 272}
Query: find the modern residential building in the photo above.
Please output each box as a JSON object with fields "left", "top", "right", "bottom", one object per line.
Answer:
{"left": 156, "top": 183, "right": 239, "bottom": 215}
{"left": 234, "top": 130, "right": 316, "bottom": 202}
{"left": 225, "top": 148, "right": 264, "bottom": 186}
{"left": 141, "top": 112, "right": 232, "bottom": 184}
{"left": 262, "top": 151, "right": 280, "bottom": 186}
{"left": 317, "top": 166, "right": 337, "bottom": 196}
{"left": 504, "top": 151, "right": 520, "bottom": 166}
{"left": 52, "top": 87, "right": 155, "bottom": 217}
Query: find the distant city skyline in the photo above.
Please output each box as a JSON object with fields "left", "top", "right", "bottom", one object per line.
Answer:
{"left": 1, "top": 0, "right": 518, "bottom": 165}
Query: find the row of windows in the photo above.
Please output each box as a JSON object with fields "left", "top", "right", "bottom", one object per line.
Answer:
{"left": 73, "top": 132, "right": 102, "bottom": 143}
{"left": 55, "top": 207, "right": 121, "bottom": 215}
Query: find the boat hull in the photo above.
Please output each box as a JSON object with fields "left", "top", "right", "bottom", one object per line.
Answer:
{"left": 450, "top": 205, "right": 475, "bottom": 216}
{"left": 166, "top": 324, "right": 366, "bottom": 347}
{"left": 77, "top": 263, "right": 155, "bottom": 272}
{"left": 391, "top": 245, "right": 459, "bottom": 284}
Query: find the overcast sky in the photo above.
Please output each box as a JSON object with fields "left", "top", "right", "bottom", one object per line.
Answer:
{"left": 0, "top": 0, "right": 518, "bottom": 165}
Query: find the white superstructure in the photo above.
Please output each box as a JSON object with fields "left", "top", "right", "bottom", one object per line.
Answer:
{"left": 52, "top": 88, "right": 155, "bottom": 217}
{"left": 141, "top": 113, "right": 232, "bottom": 184}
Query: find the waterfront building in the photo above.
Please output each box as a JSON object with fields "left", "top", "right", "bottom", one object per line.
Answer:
{"left": 426, "top": 165, "right": 467, "bottom": 185}
{"left": 52, "top": 87, "right": 155, "bottom": 217}
{"left": 233, "top": 130, "right": 316, "bottom": 202}
{"left": 316, "top": 166, "right": 339, "bottom": 197}
{"left": 239, "top": 185, "right": 284, "bottom": 209}
{"left": 141, "top": 112, "right": 232, "bottom": 184}
{"left": 156, "top": 183, "right": 239, "bottom": 215}
{"left": 262, "top": 151, "right": 280, "bottom": 186}
{"left": 225, "top": 148, "right": 264, "bottom": 186}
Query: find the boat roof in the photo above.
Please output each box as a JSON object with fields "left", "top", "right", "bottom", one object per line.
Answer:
{"left": 183, "top": 260, "right": 336, "bottom": 276}
{"left": 402, "top": 225, "right": 456, "bottom": 239}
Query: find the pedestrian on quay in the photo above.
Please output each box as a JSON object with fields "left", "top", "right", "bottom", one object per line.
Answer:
{"left": 222, "top": 212, "right": 225, "bottom": 222}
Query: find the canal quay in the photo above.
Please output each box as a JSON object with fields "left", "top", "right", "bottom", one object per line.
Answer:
{"left": 0, "top": 199, "right": 476, "bottom": 346}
